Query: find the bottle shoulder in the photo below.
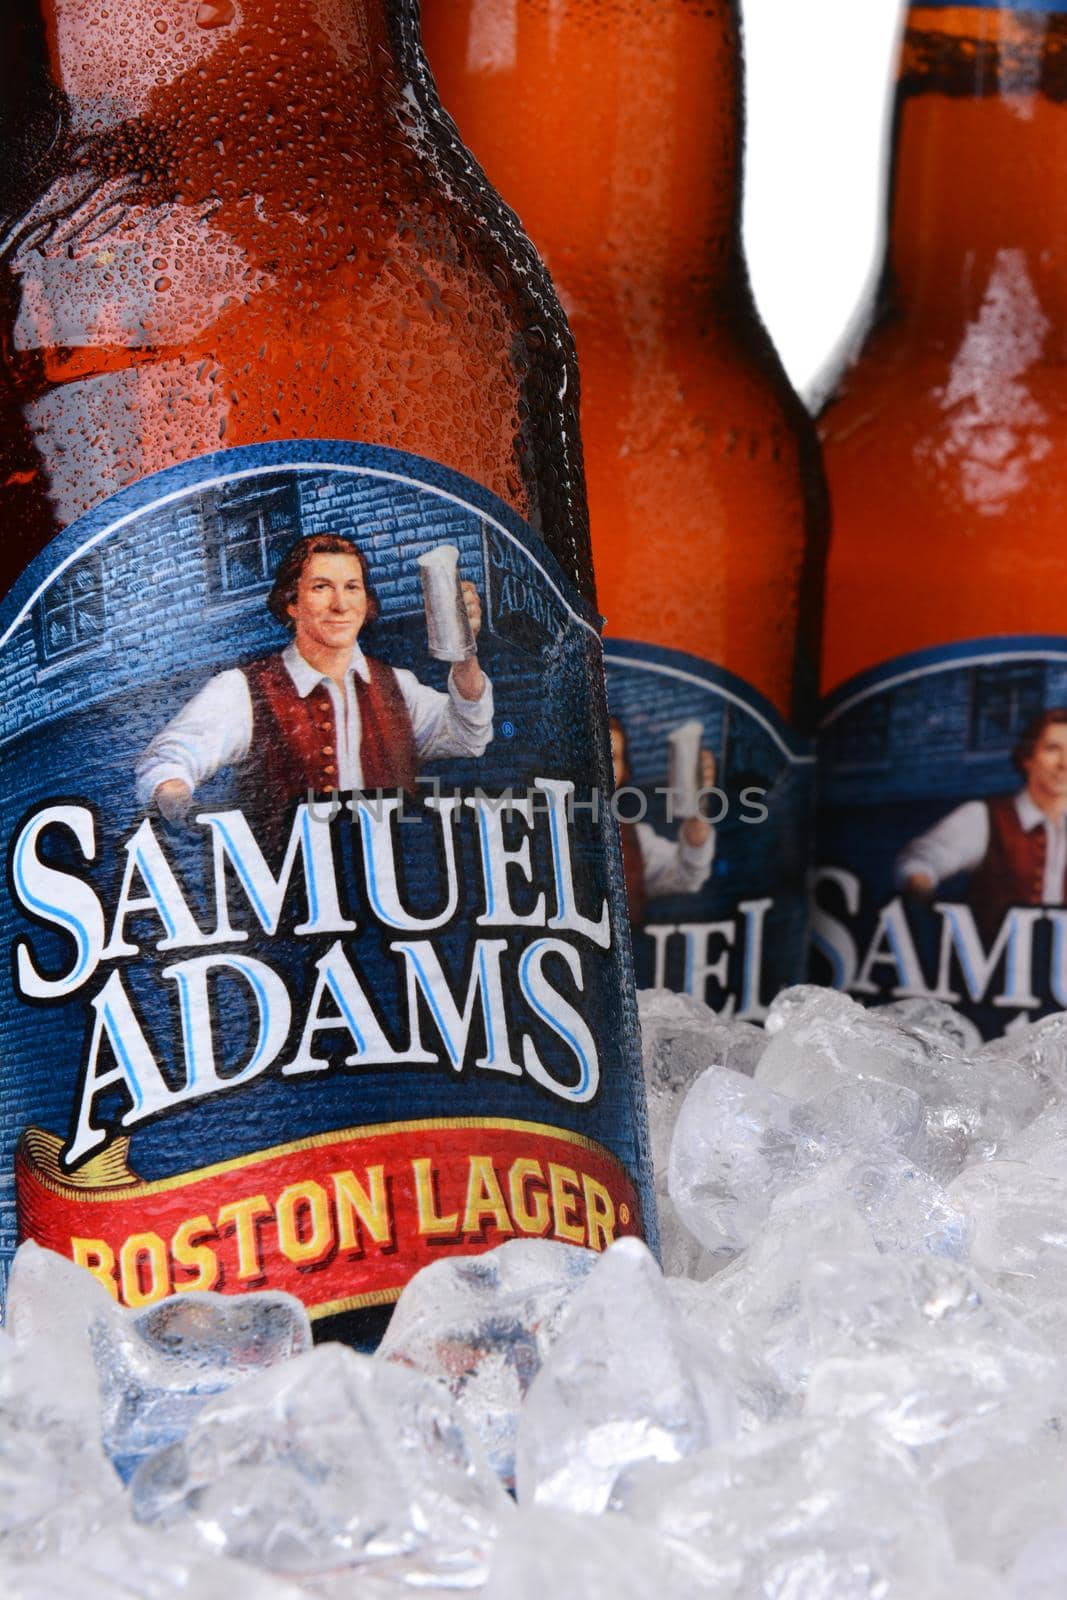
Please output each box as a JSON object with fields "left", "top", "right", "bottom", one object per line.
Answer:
{"left": 0, "top": 106, "right": 591, "bottom": 594}
{"left": 821, "top": 335, "right": 1067, "bottom": 513}
{"left": 576, "top": 302, "right": 818, "bottom": 437}
{"left": 821, "top": 306, "right": 1067, "bottom": 435}
{"left": 819, "top": 323, "right": 1067, "bottom": 691}
{"left": 1, "top": 126, "right": 543, "bottom": 358}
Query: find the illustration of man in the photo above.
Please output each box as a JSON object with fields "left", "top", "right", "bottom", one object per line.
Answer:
{"left": 136, "top": 533, "right": 493, "bottom": 834}
{"left": 897, "top": 708, "right": 1067, "bottom": 932}
{"left": 609, "top": 717, "right": 716, "bottom": 925}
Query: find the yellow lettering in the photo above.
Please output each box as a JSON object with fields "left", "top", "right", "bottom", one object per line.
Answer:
{"left": 461, "top": 1155, "right": 514, "bottom": 1236}
{"left": 548, "top": 1163, "right": 585, "bottom": 1243}
{"left": 277, "top": 1180, "right": 333, "bottom": 1266}
{"left": 172, "top": 1214, "right": 221, "bottom": 1292}
{"left": 412, "top": 1157, "right": 459, "bottom": 1235}
{"left": 218, "top": 1193, "right": 273, "bottom": 1280}
{"left": 119, "top": 1230, "right": 171, "bottom": 1308}
{"left": 71, "top": 1237, "right": 119, "bottom": 1299}
{"left": 508, "top": 1157, "right": 550, "bottom": 1235}
{"left": 332, "top": 1166, "right": 392, "bottom": 1251}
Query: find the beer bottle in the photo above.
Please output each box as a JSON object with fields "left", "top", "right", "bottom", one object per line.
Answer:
{"left": 814, "top": 0, "right": 1067, "bottom": 1042}
{"left": 423, "top": 0, "right": 828, "bottom": 1020}
{"left": 0, "top": 0, "right": 653, "bottom": 1338}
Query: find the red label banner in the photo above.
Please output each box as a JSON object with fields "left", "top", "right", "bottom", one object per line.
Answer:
{"left": 16, "top": 1118, "right": 642, "bottom": 1319}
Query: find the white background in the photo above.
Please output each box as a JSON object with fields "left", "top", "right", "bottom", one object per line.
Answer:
{"left": 741, "top": 0, "right": 905, "bottom": 402}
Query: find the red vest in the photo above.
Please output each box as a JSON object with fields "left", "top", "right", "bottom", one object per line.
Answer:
{"left": 969, "top": 793, "right": 1049, "bottom": 936}
{"left": 242, "top": 652, "right": 419, "bottom": 843}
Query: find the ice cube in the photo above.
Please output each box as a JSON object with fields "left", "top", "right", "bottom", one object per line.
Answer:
{"left": 936, "top": 1427, "right": 1067, "bottom": 1576}
{"left": 131, "top": 1341, "right": 509, "bottom": 1584}
{"left": 484, "top": 1507, "right": 703, "bottom": 1600}
{"left": 0, "top": 1245, "right": 125, "bottom": 1559}
{"left": 667, "top": 1066, "right": 798, "bottom": 1259}
{"left": 924, "top": 1051, "right": 1045, "bottom": 1163}
{"left": 763, "top": 983, "right": 859, "bottom": 1036}
{"left": 713, "top": 1191, "right": 879, "bottom": 1392}
{"left": 999, "top": 1100, "right": 1067, "bottom": 1175}
{"left": 666, "top": 1276, "right": 793, "bottom": 1432}
{"left": 927, "top": 1568, "right": 1013, "bottom": 1600}
{"left": 780, "top": 1152, "right": 970, "bottom": 1260}
{"left": 639, "top": 990, "right": 765, "bottom": 1138}
{"left": 638, "top": 988, "right": 765, "bottom": 1201}
{"left": 802, "top": 1252, "right": 988, "bottom": 1352}
{"left": 377, "top": 1238, "right": 597, "bottom": 1484}
{"left": 656, "top": 1193, "right": 721, "bottom": 1282}
{"left": 613, "top": 1417, "right": 962, "bottom": 1599}
{"left": 792, "top": 1078, "right": 929, "bottom": 1166}
{"left": 977, "top": 1010, "right": 1067, "bottom": 1106}
{"left": 4, "top": 1242, "right": 118, "bottom": 1431}
{"left": 757, "top": 989, "right": 945, "bottom": 1103}
{"left": 707, "top": 1153, "right": 966, "bottom": 1404}
{"left": 93, "top": 1288, "right": 312, "bottom": 1476}
{"left": 878, "top": 996, "right": 983, "bottom": 1055}
{"left": 639, "top": 989, "right": 765, "bottom": 1280}
{"left": 804, "top": 1254, "right": 1059, "bottom": 1477}
{"left": 1010, "top": 1528, "right": 1067, "bottom": 1600}
{"left": 6, "top": 1523, "right": 313, "bottom": 1599}
{"left": 515, "top": 1238, "right": 738, "bottom": 1513}
{"left": 0, "top": 1394, "right": 123, "bottom": 1561}
{"left": 947, "top": 1162, "right": 1067, "bottom": 1337}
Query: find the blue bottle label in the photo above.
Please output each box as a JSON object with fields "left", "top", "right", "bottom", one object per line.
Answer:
{"left": 603, "top": 641, "right": 814, "bottom": 1019}
{"left": 815, "top": 636, "right": 1067, "bottom": 1041}
{"left": 0, "top": 441, "right": 652, "bottom": 1317}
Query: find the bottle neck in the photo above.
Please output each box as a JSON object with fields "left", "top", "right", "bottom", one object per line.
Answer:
{"left": 41, "top": 0, "right": 403, "bottom": 134}
{"left": 423, "top": 0, "right": 745, "bottom": 324}
{"left": 887, "top": 3, "right": 1067, "bottom": 324}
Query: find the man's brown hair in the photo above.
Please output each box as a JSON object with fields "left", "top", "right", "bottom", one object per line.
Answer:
{"left": 267, "top": 535, "right": 380, "bottom": 629}
{"left": 1013, "top": 707, "right": 1067, "bottom": 776}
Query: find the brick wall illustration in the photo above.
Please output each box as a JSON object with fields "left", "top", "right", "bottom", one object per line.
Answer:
{"left": 822, "top": 659, "right": 1067, "bottom": 811}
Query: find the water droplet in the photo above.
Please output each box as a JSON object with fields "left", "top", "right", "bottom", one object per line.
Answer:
{"left": 196, "top": 0, "right": 236, "bottom": 28}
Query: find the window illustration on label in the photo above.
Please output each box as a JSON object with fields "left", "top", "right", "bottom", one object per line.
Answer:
{"left": 0, "top": 440, "right": 652, "bottom": 1324}
{"left": 815, "top": 637, "right": 1067, "bottom": 1042}
{"left": 603, "top": 642, "right": 814, "bottom": 1019}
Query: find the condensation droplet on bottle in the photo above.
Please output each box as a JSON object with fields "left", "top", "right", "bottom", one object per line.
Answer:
{"left": 196, "top": 1, "right": 236, "bottom": 29}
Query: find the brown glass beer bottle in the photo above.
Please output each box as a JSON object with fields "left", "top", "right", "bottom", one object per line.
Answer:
{"left": 814, "top": 1, "right": 1067, "bottom": 1043}
{"left": 423, "top": 0, "right": 828, "bottom": 1021}
{"left": 0, "top": 0, "right": 653, "bottom": 1338}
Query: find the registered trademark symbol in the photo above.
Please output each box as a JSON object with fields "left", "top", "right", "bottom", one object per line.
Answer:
{"left": 501, "top": 719, "right": 516, "bottom": 738}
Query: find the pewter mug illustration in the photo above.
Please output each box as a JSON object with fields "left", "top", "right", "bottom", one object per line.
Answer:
{"left": 419, "top": 544, "right": 476, "bottom": 662}
{"left": 667, "top": 719, "right": 704, "bottom": 818}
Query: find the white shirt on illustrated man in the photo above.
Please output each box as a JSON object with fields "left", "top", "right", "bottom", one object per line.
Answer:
{"left": 137, "top": 535, "right": 493, "bottom": 822}
{"left": 896, "top": 713, "right": 1067, "bottom": 906}
{"left": 609, "top": 720, "right": 715, "bottom": 903}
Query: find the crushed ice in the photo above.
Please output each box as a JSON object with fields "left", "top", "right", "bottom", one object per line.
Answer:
{"left": 9, "top": 986, "right": 1067, "bottom": 1595}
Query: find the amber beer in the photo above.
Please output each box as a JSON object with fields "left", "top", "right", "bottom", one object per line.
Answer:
{"left": 0, "top": 0, "right": 653, "bottom": 1337}
{"left": 815, "top": 1, "right": 1067, "bottom": 1040}
{"left": 423, "top": 0, "right": 828, "bottom": 1020}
